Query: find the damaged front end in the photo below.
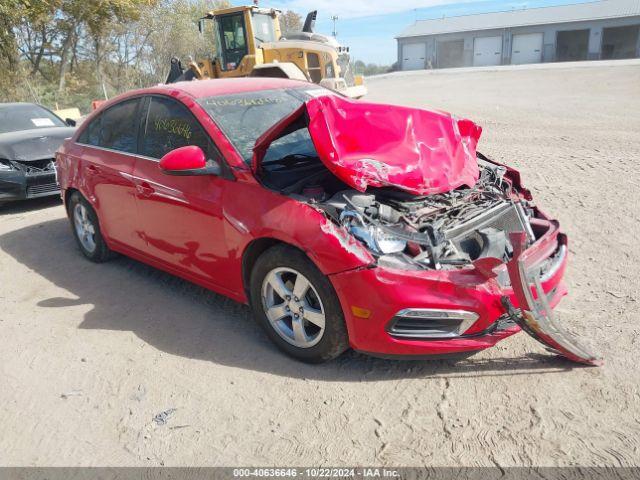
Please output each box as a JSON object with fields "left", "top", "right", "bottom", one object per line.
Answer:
{"left": 0, "top": 157, "right": 60, "bottom": 201}
{"left": 252, "top": 94, "right": 601, "bottom": 365}
{"left": 318, "top": 168, "right": 600, "bottom": 365}
{"left": 319, "top": 158, "right": 527, "bottom": 273}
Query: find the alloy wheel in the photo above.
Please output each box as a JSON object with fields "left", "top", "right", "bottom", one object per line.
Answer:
{"left": 261, "top": 267, "right": 326, "bottom": 348}
{"left": 73, "top": 203, "right": 96, "bottom": 253}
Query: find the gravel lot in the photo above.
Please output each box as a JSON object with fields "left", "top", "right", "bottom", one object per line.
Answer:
{"left": 1, "top": 61, "right": 639, "bottom": 467}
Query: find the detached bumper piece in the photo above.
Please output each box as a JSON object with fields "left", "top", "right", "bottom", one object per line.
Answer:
{"left": 507, "top": 228, "right": 602, "bottom": 366}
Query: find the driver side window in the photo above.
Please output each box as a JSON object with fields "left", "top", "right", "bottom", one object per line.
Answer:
{"left": 140, "top": 96, "right": 214, "bottom": 161}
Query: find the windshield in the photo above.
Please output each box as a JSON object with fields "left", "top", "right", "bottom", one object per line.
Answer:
{"left": 198, "top": 88, "right": 333, "bottom": 164}
{"left": 0, "top": 104, "right": 65, "bottom": 134}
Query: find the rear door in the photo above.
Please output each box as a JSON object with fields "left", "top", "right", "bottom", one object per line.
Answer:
{"left": 132, "top": 95, "right": 230, "bottom": 287}
{"left": 75, "top": 98, "right": 146, "bottom": 250}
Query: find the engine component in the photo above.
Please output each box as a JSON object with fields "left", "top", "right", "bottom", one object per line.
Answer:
{"left": 317, "top": 160, "right": 533, "bottom": 270}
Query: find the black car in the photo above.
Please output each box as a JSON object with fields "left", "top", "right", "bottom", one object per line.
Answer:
{"left": 0, "top": 103, "right": 76, "bottom": 205}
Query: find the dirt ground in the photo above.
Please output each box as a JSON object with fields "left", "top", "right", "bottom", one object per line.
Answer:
{"left": 1, "top": 62, "right": 639, "bottom": 467}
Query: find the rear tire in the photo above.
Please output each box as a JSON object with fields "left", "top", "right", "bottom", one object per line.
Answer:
{"left": 249, "top": 245, "right": 349, "bottom": 363}
{"left": 67, "top": 192, "right": 113, "bottom": 263}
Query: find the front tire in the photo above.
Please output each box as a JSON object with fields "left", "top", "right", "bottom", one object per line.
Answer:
{"left": 67, "top": 192, "right": 113, "bottom": 263}
{"left": 250, "top": 245, "right": 349, "bottom": 363}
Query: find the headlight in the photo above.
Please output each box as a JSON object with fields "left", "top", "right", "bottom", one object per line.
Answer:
{"left": 371, "top": 226, "right": 406, "bottom": 254}
{"left": 341, "top": 210, "right": 406, "bottom": 254}
{"left": 0, "top": 160, "right": 15, "bottom": 171}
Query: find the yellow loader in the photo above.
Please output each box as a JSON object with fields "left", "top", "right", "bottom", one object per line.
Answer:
{"left": 166, "top": 4, "right": 367, "bottom": 98}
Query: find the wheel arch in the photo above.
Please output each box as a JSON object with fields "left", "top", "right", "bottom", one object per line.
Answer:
{"left": 63, "top": 187, "right": 80, "bottom": 214}
{"left": 241, "top": 237, "right": 307, "bottom": 300}
{"left": 64, "top": 187, "right": 110, "bottom": 247}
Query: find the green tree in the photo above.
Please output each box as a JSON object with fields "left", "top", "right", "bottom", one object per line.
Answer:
{"left": 141, "top": 0, "right": 229, "bottom": 84}
{"left": 0, "top": 0, "right": 232, "bottom": 110}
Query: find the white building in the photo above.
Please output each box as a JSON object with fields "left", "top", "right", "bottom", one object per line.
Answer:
{"left": 396, "top": 0, "right": 640, "bottom": 70}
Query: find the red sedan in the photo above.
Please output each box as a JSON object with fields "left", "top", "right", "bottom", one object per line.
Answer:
{"left": 56, "top": 78, "right": 599, "bottom": 365}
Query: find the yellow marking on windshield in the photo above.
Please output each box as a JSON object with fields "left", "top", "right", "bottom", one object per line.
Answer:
{"left": 204, "top": 97, "right": 286, "bottom": 108}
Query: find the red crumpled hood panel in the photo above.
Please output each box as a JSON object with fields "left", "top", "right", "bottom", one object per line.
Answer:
{"left": 254, "top": 95, "right": 482, "bottom": 195}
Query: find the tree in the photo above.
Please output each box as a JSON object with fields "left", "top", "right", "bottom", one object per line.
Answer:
{"left": 279, "top": 10, "right": 302, "bottom": 35}
{"left": 0, "top": 0, "right": 232, "bottom": 109}
{"left": 351, "top": 60, "right": 392, "bottom": 77}
{"left": 3, "top": 0, "right": 59, "bottom": 70}
{"left": 353, "top": 60, "right": 366, "bottom": 75}
{"left": 141, "top": 0, "right": 230, "bottom": 84}
{"left": 71, "top": 0, "right": 160, "bottom": 97}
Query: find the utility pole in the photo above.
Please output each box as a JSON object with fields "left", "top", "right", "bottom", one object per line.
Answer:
{"left": 330, "top": 15, "right": 338, "bottom": 37}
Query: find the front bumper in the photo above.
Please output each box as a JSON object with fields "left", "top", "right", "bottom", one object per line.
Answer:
{"left": 0, "top": 170, "right": 60, "bottom": 202}
{"left": 329, "top": 214, "right": 570, "bottom": 358}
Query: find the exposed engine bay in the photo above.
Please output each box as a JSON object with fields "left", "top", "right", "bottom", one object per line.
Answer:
{"left": 321, "top": 160, "right": 535, "bottom": 270}
{"left": 261, "top": 154, "right": 535, "bottom": 270}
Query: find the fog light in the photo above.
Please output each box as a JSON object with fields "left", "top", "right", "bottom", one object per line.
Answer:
{"left": 387, "top": 308, "right": 479, "bottom": 339}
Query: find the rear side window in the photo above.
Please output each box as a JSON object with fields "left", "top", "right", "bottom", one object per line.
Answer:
{"left": 77, "top": 98, "right": 139, "bottom": 154}
{"left": 140, "top": 97, "right": 211, "bottom": 159}
{"left": 78, "top": 115, "right": 102, "bottom": 146}
{"left": 100, "top": 99, "right": 139, "bottom": 153}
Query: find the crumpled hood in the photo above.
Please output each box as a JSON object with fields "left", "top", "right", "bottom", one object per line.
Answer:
{"left": 253, "top": 95, "right": 482, "bottom": 195}
{"left": 0, "top": 126, "right": 75, "bottom": 161}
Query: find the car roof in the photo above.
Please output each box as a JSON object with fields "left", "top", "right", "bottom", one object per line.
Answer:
{"left": 0, "top": 102, "right": 39, "bottom": 108}
{"left": 142, "top": 77, "right": 313, "bottom": 99}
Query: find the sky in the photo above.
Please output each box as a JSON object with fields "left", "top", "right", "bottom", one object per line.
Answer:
{"left": 230, "top": 0, "right": 592, "bottom": 64}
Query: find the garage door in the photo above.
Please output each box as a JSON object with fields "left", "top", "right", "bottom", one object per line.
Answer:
{"left": 556, "top": 29, "right": 589, "bottom": 61}
{"left": 473, "top": 36, "right": 502, "bottom": 66}
{"left": 437, "top": 40, "right": 464, "bottom": 68}
{"left": 602, "top": 25, "right": 640, "bottom": 59}
{"left": 511, "top": 33, "right": 544, "bottom": 64}
{"left": 402, "top": 43, "right": 425, "bottom": 70}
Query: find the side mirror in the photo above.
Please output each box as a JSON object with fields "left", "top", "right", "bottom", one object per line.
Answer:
{"left": 65, "top": 118, "right": 76, "bottom": 127}
{"left": 159, "top": 146, "right": 221, "bottom": 176}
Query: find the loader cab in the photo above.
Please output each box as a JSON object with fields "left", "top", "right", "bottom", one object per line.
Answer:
{"left": 217, "top": 11, "right": 249, "bottom": 71}
{"left": 207, "top": 6, "right": 280, "bottom": 73}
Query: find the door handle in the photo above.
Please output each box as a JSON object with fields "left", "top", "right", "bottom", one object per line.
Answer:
{"left": 136, "top": 182, "right": 155, "bottom": 197}
{"left": 87, "top": 164, "right": 101, "bottom": 174}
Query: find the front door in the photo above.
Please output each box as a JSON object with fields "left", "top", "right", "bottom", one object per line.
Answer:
{"left": 132, "top": 95, "right": 231, "bottom": 289}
